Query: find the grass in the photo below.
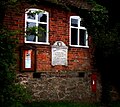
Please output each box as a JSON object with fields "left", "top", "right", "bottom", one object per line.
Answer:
{"left": 23, "top": 101, "right": 120, "bottom": 107}
{"left": 24, "top": 101, "right": 100, "bottom": 107}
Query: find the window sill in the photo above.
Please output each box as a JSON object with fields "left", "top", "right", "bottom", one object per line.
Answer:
{"left": 25, "top": 41, "right": 50, "bottom": 45}
{"left": 69, "top": 45, "right": 89, "bottom": 48}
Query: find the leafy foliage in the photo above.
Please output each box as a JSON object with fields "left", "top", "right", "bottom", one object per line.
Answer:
{"left": 0, "top": 27, "right": 31, "bottom": 107}
{"left": 25, "top": 9, "right": 47, "bottom": 38}
{"left": 82, "top": 0, "right": 120, "bottom": 105}
{"left": 25, "top": 26, "right": 46, "bottom": 38}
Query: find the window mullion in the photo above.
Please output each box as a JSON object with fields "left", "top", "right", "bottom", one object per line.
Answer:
{"left": 78, "top": 19, "right": 80, "bottom": 46}
{"left": 78, "top": 28, "right": 79, "bottom": 45}
{"left": 36, "top": 14, "right": 38, "bottom": 42}
{"left": 70, "top": 26, "right": 71, "bottom": 45}
{"left": 25, "top": 12, "right": 28, "bottom": 42}
{"left": 46, "top": 12, "right": 49, "bottom": 43}
{"left": 86, "top": 31, "right": 88, "bottom": 46}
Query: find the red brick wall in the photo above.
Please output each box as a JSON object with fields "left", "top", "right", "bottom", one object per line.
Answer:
{"left": 4, "top": 2, "right": 94, "bottom": 73}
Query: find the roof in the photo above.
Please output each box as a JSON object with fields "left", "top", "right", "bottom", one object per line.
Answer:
{"left": 41, "top": 0, "right": 92, "bottom": 10}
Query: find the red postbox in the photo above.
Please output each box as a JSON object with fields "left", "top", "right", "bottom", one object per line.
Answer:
{"left": 91, "top": 73, "right": 97, "bottom": 92}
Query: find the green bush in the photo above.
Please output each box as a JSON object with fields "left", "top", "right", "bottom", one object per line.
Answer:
{"left": 0, "top": 27, "right": 31, "bottom": 107}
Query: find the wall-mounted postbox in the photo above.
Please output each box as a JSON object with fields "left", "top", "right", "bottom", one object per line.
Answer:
{"left": 91, "top": 73, "right": 97, "bottom": 92}
{"left": 20, "top": 45, "right": 36, "bottom": 72}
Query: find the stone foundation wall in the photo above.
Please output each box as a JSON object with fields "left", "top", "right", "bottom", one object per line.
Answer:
{"left": 17, "top": 71, "right": 101, "bottom": 102}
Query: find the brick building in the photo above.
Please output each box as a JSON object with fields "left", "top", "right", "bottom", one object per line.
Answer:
{"left": 4, "top": 0, "right": 101, "bottom": 102}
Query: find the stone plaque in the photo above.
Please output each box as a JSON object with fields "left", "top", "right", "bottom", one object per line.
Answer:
{"left": 52, "top": 41, "right": 68, "bottom": 66}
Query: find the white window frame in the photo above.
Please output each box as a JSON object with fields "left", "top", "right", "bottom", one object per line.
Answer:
{"left": 25, "top": 8, "right": 49, "bottom": 45}
{"left": 70, "top": 16, "right": 89, "bottom": 48}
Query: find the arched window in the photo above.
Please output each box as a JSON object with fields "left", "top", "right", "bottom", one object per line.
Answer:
{"left": 70, "top": 16, "right": 88, "bottom": 48}
{"left": 25, "top": 8, "right": 49, "bottom": 44}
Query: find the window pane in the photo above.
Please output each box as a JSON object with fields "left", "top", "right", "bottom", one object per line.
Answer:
{"left": 38, "top": 24, "right": 47, "bottom": 42}
{"left": 27, "top": 22, "right": 36, "bottom": 27}
{"left": 26, "top": 22, "right": 36, "bottom": 42}
{"left": 71, "top": 28, "right": 78, "bottom": 45}
{"left": 71, "top": 19, "right": 78, "bottom": 27}
{"left": 27, "top": 12, "right": 36, "bottom": 20}
{"left": 79, "top": 29, "right": 86, "bottom": 46}
{"left": 38, "top": 13, "right": 47, "bottom": 22}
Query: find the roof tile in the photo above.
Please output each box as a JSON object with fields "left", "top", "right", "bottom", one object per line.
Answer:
{"left": 44, "top": 0, "right": 92, "bottom": 9}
